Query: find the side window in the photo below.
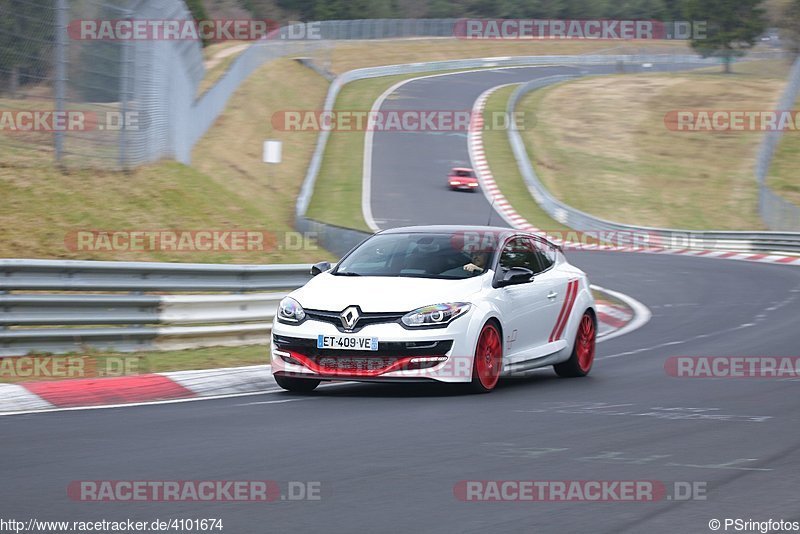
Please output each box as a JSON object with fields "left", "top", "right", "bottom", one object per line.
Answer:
{"left": 498, "top": 238, "right": 539, "bottom": 273}
{"left": 530, "top": 238, "right": 556, "bottom": 273}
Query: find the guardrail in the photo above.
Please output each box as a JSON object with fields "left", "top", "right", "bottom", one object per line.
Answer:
{"left": 756, "top": 56, "right": 800, "bottom": 231}
{"left": 0, "top": 260, "right": 312, "bottom": 357}
{"left": 0, "top": 259, "right": 638, "bottom": 357}
{"left": 505, "top": 76, "right": 800, "bottom": 252}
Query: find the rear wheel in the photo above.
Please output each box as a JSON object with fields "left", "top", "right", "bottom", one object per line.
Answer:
{"left": 274, "top": 374, "right": 320, "bottom": 393}
{"left": 554, "top": 311, "right": 596, "bottom": 378}
{"left": 469, "top": 322, "right": 503, "bottom": 393}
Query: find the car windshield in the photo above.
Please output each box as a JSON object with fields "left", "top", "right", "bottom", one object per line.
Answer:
{"left": 334, "top": 233, "right": 493, "bottom": 279}
{"left": 454, "top": 170, "right": 474, "bottom": 177}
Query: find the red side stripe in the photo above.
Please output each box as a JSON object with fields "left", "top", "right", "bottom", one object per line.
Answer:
{"left": 553, "top": 280, "right": 579, "bottom": 342}
{"left": 23, "top": 374, "right": 194, "bottom": 408}
{"left": 549, "top": 281, "right": 572, "bottom": 342}
{"left": 550, "top": 280, "right": 578, "bottom": 343}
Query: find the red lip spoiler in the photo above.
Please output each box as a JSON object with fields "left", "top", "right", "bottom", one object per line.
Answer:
{"left": 284, "top": 351, "right": 445, "bottom": 378}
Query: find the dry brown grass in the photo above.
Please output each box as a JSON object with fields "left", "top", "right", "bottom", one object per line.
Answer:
{"left": 519, "top": 60, "right": 792, "bottom": 229}
{"left": 327, "top": 39, "right": 691, "bottom": 74}
{"left": 0, "top": 58, "right": 332, "bottom": 263}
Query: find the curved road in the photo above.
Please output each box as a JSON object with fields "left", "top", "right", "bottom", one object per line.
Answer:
{"left": 3, "top": 64, "right": 800, "bottom": 534}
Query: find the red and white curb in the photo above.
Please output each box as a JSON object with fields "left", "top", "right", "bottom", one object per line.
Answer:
{"left": 596, "top": 301, "right": 633, "bottom": 331}
{"left": 0, "top": 365, "right": 276, "bottom": 415}
{"left": 468, "top": 86, "right": 800, "bottom": 267}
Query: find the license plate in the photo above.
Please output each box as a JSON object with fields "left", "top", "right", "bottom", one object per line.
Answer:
{"left": 317, "top": 335, "right": 379, "bottom": 351}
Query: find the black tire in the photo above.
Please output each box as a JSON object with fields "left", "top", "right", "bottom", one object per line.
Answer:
{"left": 554, "top": 310, "right": 596, "bottom": 378}
{"left": 274, "top": 374, "right": 320, "bottom": 392}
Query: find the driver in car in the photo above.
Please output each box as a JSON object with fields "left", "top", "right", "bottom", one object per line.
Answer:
{"left": 463, "top": 250, "right": 489, "bottom": 274}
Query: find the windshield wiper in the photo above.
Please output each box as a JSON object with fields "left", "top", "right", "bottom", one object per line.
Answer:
{"left": 333, "top": 271, "right": 362, "bottom": 276}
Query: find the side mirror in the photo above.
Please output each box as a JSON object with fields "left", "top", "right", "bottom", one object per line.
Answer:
{"left": 497, "top": 267, "right": 534, "bottom": 287}
{"left": 310, "top": 261, "right": 332, "bottom": 276}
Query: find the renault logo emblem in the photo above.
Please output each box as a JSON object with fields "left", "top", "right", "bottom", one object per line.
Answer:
{"left": 340, "top": 306, "right": 360, "bottom": 331}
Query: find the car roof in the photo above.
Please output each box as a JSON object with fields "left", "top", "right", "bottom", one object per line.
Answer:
{"left": 377, "top": 225, "right": 559, "bottom": 248}
{"left": 380, "top": 225, "right": 519, "bottom": 235}
{"left": 450, "top": 167, "right": 474, "bottom": 172}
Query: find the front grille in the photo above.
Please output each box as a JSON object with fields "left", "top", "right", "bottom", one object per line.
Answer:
{"left": 304, "top": 309, "right": 405, "bottom": 333}
{"left": 273, "top": 335, "right": 453, "bottom": 358}
{"left": 273, "top": 335, "right": 453, "bottom": 376}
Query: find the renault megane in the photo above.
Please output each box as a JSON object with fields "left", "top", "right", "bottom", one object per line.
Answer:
{"left": 271, "top": 226, "right": 596, "bottom": 393}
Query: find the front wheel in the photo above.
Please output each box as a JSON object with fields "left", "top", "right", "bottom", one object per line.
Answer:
{"left": 469, "top": 321, "right": 503, "bottom": 393}
{"left": 554, "top": 311, "right": 596, "bottom": 378}
{"left": 274, "top": 374, "right": 320, "bottom": 392}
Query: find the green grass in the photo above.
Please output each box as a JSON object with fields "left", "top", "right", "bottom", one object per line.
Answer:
{"left": 306, "top": 74, "right": 413, "bottom": 231}
{"left": 306, "top": 68, "right": 526, "bottom": 230}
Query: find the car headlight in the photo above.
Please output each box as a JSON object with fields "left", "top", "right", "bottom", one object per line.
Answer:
{"left": 401, "top": 302, "right": 471, "bottom": 328}
{"left": 278, "top": 297, "right": 306, "bottom": 324}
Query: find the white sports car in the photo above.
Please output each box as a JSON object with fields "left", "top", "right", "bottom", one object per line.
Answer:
{"left": 271, "top": 226, "right": 596, "bottom": 393}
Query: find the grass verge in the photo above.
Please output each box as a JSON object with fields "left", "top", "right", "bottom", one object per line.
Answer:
{"left": 513, "top": 60, "right": 792, "bottom": 230}
{"left": 306, "top": 73, "right": 425, "bottom": 231}
{"left": 0, "top": 58, "right": 333, "bottom": 264}
{"left": 326, "top": 39, "right": 690, "bottom": 74}
{"left": 481, "top": 85, "right": 567, "bottom": 233}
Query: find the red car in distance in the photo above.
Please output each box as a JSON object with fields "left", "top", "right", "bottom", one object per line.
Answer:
{"left": 447, "top": 167, "right": 479, "bottom": 192}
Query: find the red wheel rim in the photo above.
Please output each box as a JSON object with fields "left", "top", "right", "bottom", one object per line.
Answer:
{"left": 475, "top": 324, "right": 502, "bottom": 389}
{"left": 576, "top": 314, "right": 596, "bottom": 373}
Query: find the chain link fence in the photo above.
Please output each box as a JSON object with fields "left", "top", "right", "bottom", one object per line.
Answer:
{"left": 0, "top": 0, "right": 203, "bottom": 169}
{"left": 0, "top": 9, "right": 459, "bottom": 170}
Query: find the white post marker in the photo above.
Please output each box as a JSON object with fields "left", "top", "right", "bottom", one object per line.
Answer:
{"left": 263, "top": 140, "right": 282, "bottom": 164}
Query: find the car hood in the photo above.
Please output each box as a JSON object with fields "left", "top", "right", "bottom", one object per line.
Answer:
{"left": 290, "top": 272, "right": 488, "bottom": 312}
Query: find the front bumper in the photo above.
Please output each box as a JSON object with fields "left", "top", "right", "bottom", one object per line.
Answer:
{"left": 271, "top": 316, "right": 478, "bottom": 383}
{"left": 449, "top": 181, "right": 479, "bottom": 191}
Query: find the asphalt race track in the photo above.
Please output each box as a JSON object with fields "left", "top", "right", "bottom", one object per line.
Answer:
{"left": 3, "top": 65, "right": 800, "bottom": 534}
